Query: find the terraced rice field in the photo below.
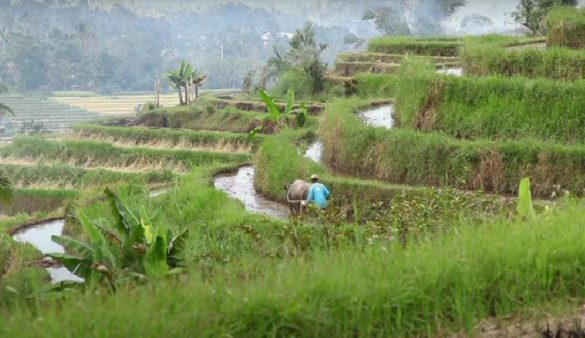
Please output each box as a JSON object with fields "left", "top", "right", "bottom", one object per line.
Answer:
{"left": 50, "top": 94, "right": 180, "bottom": 116}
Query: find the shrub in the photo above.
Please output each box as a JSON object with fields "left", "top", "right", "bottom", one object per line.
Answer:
{"left": 547, "top": 6, "right": 585, "bottom": 49}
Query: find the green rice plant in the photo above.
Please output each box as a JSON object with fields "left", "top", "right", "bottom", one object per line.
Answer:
{"left": 460, "top": 44, "right": 585, "bottom": 80}
{"left": 74, "top": 124, "right": 261, "bottom": 151}
{"left": 0, "top": 188, "right": 77, "bottom": 216}
{"left": 0, "top": 137, "right": 251, "bottom": 171}
{"left": 547, "top": 6, "right": 585, "bottom": 49}
{"left": 367, "top": 36, "right": 463, "bottom": 56}
{"left": 320, "top": 98, "right": 585, "bottom": 197}
{"left": 395, "top": 61, "right": 585, "bottom": 143}
{"left": 0, "top": 163, "right": 175, "bottom": 188}
{"left": 354, "top": 73, "right": 401, "bottom": 99}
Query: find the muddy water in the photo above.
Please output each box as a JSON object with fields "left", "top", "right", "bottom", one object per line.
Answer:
{"left": 305, "top": 141, "right": 323, "bottom": 164}
{"left": 12, "top": 219, "right": 84, "bottom": 283}
{"left": 214, "top": 166, "right": 289, "bottom": 220}
{"left": 360, "top": 105, "right": 394, "bottom": 129}
{"left": 437, "top": 67, "right": 464, "bottom": 76}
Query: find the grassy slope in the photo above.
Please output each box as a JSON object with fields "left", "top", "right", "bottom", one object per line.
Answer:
{"left": 2, "top": 200, "right": 585, "bottom": 337}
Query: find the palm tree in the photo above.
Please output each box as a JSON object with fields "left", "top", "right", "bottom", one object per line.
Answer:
{"left": 362, "top": 5, "right": 411, "bottom": 36}
{"left": 166, "top": 60, "right": 190, "bottom": 105}
{"left": 363, "top": 0, "right": 466, "bottom": 36}
{"left": 189, "top": 69, "right": 207, "bottom": 101}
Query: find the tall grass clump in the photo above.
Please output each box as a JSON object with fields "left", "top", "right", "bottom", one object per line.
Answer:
{"left": 367, "top": 36, "right": 462, "bottom": 56}
{"left": 547, "top": 6, "right": 585, "bottom": 49}
{"left": 4, "top": 203, "right": 585, "bottom": 336}
{"left": 320, "top": 98, "right": 585, "bottom": 197}
{"left": 0, "top": 232, "right": 46, "bottom": 305}
{"left": 395, "top": 62, "right": 585, "bottom": 143}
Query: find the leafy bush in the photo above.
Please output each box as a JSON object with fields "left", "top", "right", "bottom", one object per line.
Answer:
{"left": 547, "top": 6, "right": 585, "bottom": 48}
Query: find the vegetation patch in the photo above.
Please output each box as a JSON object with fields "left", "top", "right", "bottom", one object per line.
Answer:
{"left": 320, "top": 98, "right": 585, "bottom": 197}
{"left": 547, "top": 6, "right": 585, "bottom": 49}
{"left": 255, "top": 128, "right": 509, "bottom": 237}
{"left": 0, "top": 163, "right": 174, "bottom": 189}
{"left": 395, "top": 61, "right": 585, "bottom": 143}
{"left": 367, "top": 36, "right": 463, "bottom": 56}
{"left": 461, "top": 44, "right": 585, "bottom": 80}
{"left": 73, "top": 124, "right": 258, "bottom": 153}
{"left": 0, "top": 137, "right": 250, "bottom": 173}
{"left": 0, "top": 188, "right": 76, "bottom": 216}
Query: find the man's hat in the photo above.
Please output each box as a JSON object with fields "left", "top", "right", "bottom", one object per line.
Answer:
{"left": 311, "top": 174, "right": 319, "bottom": 180}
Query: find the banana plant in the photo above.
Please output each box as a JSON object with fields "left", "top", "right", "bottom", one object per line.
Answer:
{"left": 517, "top": 177, "right": 536, "bottom": 220}
{"left": 251, "top": 87, "right": 308, "bottom": 139}
{"left": 49, "top": 188, "right": 189, "bottom": 290}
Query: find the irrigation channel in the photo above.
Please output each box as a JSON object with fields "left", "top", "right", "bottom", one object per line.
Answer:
{"left": 437, "top": 67, "right": 464, "bottom": 76}
{"left": 11, "top": 105, "right": 395, "bottom": 283}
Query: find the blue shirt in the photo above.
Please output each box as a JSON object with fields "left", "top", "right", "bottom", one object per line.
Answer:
{"left": 307, "top": 182, "right": 330, "bottom": 209}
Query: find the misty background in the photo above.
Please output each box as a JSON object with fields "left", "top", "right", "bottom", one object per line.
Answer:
{"left": 0, "top": 0, "right": 580, "bottom": 94}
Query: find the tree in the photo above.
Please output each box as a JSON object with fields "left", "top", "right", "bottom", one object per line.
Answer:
{"left": 362, "top": 0, "right": 466, "bottom": 36}
{"left": 512, "top": 0, "right": 578, "bottom": 35}
{"left": 362, "top": 6, "right": 411, "bottom": 36}
{"left": 261, "top": 23, "right": 328, "bottom": 96}
{"left": 189, "top": 68, "right": 207, "bottom": 101}
{"left": 167, "top": 61, "right": 207, "bottom": 105}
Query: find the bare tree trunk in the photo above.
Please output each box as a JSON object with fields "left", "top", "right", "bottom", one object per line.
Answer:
{"left": 195, "top": 84, "right": 199, "bottom": 99}
{"left": 178, "top": 88, "right": 183, "bottom": 105}
{"left": 184, "top": 85, "right": 190, "bottom": 105}
{"left": 155, "top": 79, "right": 161, "bottom": 108}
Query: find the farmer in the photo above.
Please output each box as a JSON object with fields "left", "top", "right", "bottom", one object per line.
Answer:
{"left": 301, "top": 174, "right": 330, "bottom": 210}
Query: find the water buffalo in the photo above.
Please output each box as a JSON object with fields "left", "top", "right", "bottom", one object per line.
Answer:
{"left": 284, "top": 179, "right": 311, "bottom": 216}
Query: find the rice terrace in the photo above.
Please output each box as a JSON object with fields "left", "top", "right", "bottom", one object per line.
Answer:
{"left": 3, "top": 1, "right": 585, "bottom": 337}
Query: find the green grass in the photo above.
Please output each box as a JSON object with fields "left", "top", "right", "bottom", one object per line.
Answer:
{"left": 395, "top": 60, "right": 585, "bottom": 143}
{"left": 0, "top": 136, "right": 251, "bottom": 171}
{"left": 367, "top": 36, "right": 463, "bottom": 56}
{"left": 461, "top": 44, "right": 585, "bottom": 80}
{"left": 354, "top": 74, "right": 400, "bottom": 99}
{"left": 320, "top": 98, "right": 585, "bottom": 197}
{"left": 4, "top": 201, "right": 585, "bottom": 337}
{"left": 0, "top": 231, "right": 47, "bottom": 306}
{"left": 547, "top": 6, "right": 585, "bottom": 49}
